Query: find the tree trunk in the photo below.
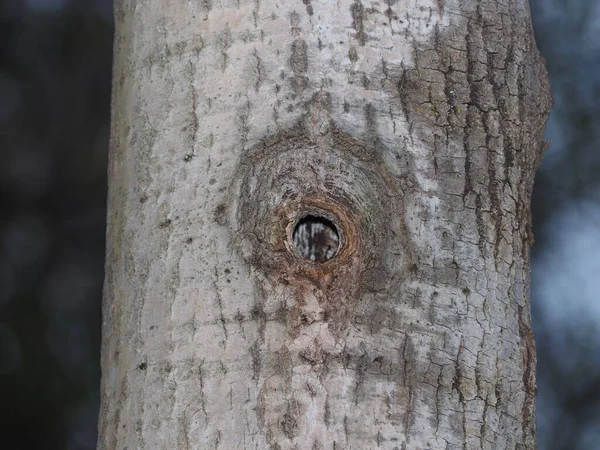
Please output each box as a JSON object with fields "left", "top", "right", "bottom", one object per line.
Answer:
{"left": 99, "top": 0, "right": 551, "bottom": 448}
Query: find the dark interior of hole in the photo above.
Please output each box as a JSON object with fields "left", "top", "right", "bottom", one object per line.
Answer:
{"left": 292, "top": 215, "right": 340, "bottom": 262}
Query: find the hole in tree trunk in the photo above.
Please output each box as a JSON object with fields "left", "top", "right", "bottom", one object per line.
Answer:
{"left": 292, "top": 215, "right": 340, "bottom": 263}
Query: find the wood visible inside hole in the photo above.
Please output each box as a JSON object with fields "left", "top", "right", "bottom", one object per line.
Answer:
{"left": 292, "top": 215, "right": 340, "bottom": 262}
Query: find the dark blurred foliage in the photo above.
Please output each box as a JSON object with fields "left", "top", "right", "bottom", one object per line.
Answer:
{"left": 530, "top": 0, "right": 600, "bottom": 448}
{"left": 0, "top": 0, "right": 111, "bottom": 449}
{"left": 0, "top": 0, "right": 598, "bottom": 449}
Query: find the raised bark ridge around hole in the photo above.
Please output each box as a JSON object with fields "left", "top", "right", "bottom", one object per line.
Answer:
{"left": 227, "top": 126, "right": 409, "bottom": 336}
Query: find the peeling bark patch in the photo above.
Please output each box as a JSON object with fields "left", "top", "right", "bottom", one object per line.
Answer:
{"left": 350, "top": 0, "right": 366, "bottom": 46}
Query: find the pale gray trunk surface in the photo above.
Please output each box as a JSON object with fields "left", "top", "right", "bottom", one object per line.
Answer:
{"left": 100, "top": 0, "right": 551, "bottom": 448}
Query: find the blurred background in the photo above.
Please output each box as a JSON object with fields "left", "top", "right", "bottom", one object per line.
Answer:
{"left": 0, "top": 0, "right": 598, "bottom": 448}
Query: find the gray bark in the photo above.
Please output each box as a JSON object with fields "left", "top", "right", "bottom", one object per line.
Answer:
{"left": 99, "top": 0, "right": 551, "bottom": 449}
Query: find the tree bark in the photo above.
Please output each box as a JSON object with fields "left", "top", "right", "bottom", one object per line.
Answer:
{"left": 99, "top": 0, "right": 551, "bottom": 448}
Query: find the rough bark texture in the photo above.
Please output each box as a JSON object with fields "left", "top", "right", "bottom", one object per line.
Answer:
{"left": 100, "top": 0, "right": 551, "bottom": 449}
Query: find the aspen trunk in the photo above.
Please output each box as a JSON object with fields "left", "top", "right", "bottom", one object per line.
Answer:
{"left": 99, "top": 0, "right": 551, "bottom": 448}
